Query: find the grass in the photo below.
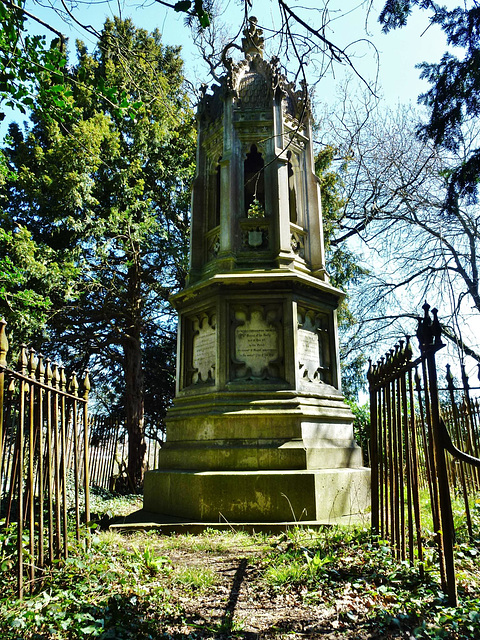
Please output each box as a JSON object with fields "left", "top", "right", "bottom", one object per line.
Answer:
{"left": 157, "top": 527, "right": 266, "bottom": 553}
{"left": 1, "top": 492, "right": 480, "bottom": 639}
{"left": 172, "top": 566, "right": 217, "bottom": 590}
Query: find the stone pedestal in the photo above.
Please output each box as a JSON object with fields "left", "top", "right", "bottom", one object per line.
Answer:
{"left": 144, "top": 272, "right": 370, "bottom": 524}
{"left": 143, "top": 18, "right": 370, "bottom": 525}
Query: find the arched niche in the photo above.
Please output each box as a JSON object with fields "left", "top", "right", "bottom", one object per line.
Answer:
{"left": 207, "top": 156, "right": 222, "bottom": 230}
{"left": 214, "top": 157, "right": 221, "bottom": 228}
{"left": 244, "top": 145, "right": 265, "bottom": 216}
{"left": 287, "top": 150, "right": 298, "bottom": 224}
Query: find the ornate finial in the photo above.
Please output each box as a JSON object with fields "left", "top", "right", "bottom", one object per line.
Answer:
{"left": 28, "top": 347, "right": 37, "bottom": 379}
{"left": 69, "top": 371, "right": 79, "bottom": 396}
{"left": 18, "top": 344, "right": 28, "bottom": 376}
{"left": 242, "top": 16, "right": 264, "bottom": 58}
{"left": 60, "top": 365, "right": 67, "bottom": 392}
{"left": 405, "top": 335, "right": 413, "bottom": 361}
{"left": 446, "top": 363, "right": 454, "bottom": 391}
{"left": 38, "top": 354, "right": 45, "bottom": 384}
{"left": 53, "top": 363, "right": 60, "bottom": 389}
{"left": 461, "top": 363, "right": 470, "bottom": 391}
{"left": 367, "top": 358, "right": 373, "bottom": 380}
{"left": 417, "top": 301, "right": 445, "bottom": 352}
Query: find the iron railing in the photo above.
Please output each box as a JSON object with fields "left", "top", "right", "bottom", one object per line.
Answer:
{"left": 86, "top": 415, "right": 162, "bottom": 493}
{"left": 368, "top": 303, "right": 480, "bottom": 606}
{"left": 0, "top": 319, "right": 91, "bottom": 598}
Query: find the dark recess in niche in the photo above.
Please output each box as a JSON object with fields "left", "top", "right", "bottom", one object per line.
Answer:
{"left": 244, "top": 145, "right": 265, "bottom": 215}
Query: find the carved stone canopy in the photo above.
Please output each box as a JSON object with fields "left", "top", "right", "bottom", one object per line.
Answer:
{"left": 197, "top": 18, "right": 310, "bottom": 125}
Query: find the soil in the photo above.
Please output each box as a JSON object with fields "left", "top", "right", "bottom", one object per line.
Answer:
{"left": 150, "top": 540, "right": 404, "bottom": 640}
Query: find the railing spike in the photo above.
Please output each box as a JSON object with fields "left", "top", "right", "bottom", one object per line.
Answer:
{"left": 83, "top": 370, "right": 91, "bottom": 400}
{"left": 60, "top": 365, "right": 67, "bottom": 393}
{"left": 405, "top": 335, "right": 413, "bottom": 361}
{"left": 37, "top": 354, "right": 45, "bottom": 384}
{"left": 28, "top": 347, "right": 37, "bottom": 379}
{"left": 53, "top": 363, "right": 60, "bottom": 389}
{"left": 446, "top": 364, "right": 454, "bottom": 392}
{"left": 69, "top": 372, "right": 79, "bottom": 396}
{"left": 18, "top": 344, "right": 28, "bottom": 375}
{"left": 461, "top": 363, "right": 470, "bottom": 392}
{"left": 431, "top": 308, "right": 443, "bottom": 347}
{"left": 0, "top": 318, "right": 8, "bottom": 367}
{"left": 46, "top": 358, "right": 53, "bottom": 384}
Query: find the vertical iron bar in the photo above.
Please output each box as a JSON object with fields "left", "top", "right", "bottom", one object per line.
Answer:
{"left": 446, "top": 365, "right": 473, "bottom": 540}
{"left": 401, "top": 367, "right": 414, "bottom": 565}
{"left": 396, "top": 370, "right": 406, "bottom": 561}
{"left": 83, "top": 372, "right": 91, "bottom": 540}
{"left": 45, "top": 360, "right": 54, "bottom": 563}
{"left": 52, "top": 365, "right": 62, "bottom": 558}
{"left": 37, "top": 355, "right": 45, "bottom": 572}
{"left": 17, "top": 345, "right": 27, "bottom": 599}
{"left": 70, "top": 373, "right": 80, "bottom": 541}
{"left": 407, "top": 368, "right": 424, "bottom": 575}
{"left": 381, "top": 384, "right": 387, "bottom": 539}
{"left": 418, "top": 304, "right": 457, "bottom": 606}
{"left": 368, "top": 361, "right": 379, "bottom": 537}
{"left": 0, "top": 318, "right": 8, "bottom": 476}
{"left": 60, "top": 366, "right": 69, "bottom": 559}
{"left": 27, "top": 348, "right": 36, "bottom": 592}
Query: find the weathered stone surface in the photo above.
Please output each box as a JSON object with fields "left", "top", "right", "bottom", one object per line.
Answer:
{"left": 143, "top": 18, "right": 370, "bottom": 525}
{"left": 144, "top": 468, "right": 370, "bottom": 523}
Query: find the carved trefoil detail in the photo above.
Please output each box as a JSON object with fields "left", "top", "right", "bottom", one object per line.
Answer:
{"left": 290, "top": 224, "right": 307, "bottom": 259}
{"left": 230, "top": 304, "right": 283, "bottom": 381}
{"left": 190, "top": 312, "right": 216, "bottom": 385}
{"left": 297, "top": 307, "right": 332, "bottom": 385}
{"left": 206, "top": 228, "right": 220, "bottom": 261}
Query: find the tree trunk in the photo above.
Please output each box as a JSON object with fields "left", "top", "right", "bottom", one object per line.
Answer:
{"left": 124, "top": 330, "right": 146, "bottom": 490}
{"left": 123, "top": 254, "right": 146, "bottom": 491}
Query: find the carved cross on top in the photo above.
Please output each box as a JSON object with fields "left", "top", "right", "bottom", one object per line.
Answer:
{"left": 242, "top": 16, "right": 264, "bottom": 58}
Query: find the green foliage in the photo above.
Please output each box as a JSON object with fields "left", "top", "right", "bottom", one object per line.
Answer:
{"left": 0, "top": 533, "right": 180, "bottom": 639}
{"left": 263, "top": 525, "right": 480, "bottom": 639}
{"left": 174, "top": 0, "right": 212, "bottom": 28}
{"left": 173, "top": 566, "right": 217, "bottom": 590}
{"left": 315, "top": 145, "right": 368, "bottom": 397}
{"left": 0, "top": 2, "right": 69, "bottom": 121}
{"left": 346, "top": 399, "right": 371, "bottom": 461}
{"left": 2, "top": 515, "right": 480, "bottom": 639}
{"left": 0, "top": 221, "right": 77, "bottom": 346}
{"left": 246, "top": 197, "right": 265, "bottom": 218}
{"left": 3, "top": 17, "right": 196, "bottom": 487}
{"left": 379, "top": 1, "right": 480, "bottom": 213}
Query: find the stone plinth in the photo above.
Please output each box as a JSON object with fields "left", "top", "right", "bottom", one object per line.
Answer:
{"left": 144, "top": 468, "right": 370, "bottom": 523}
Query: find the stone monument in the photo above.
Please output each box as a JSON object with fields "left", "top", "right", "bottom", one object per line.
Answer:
{"left": 143, "top": 18, "right": 370, "bottom": 524}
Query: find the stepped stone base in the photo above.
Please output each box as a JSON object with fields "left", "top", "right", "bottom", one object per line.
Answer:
{"left": 143, "top": 467, "right": 370, "bottom": 523}
{"left": 144, "top": 391, "right": 371, "bottom": 525}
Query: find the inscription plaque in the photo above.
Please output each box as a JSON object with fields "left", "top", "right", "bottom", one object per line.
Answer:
{"left": 297, "top": 307, "right": 331, "bottom": 383}
{"left": 298, "top": 328, "right": 320, "bottom": 374}
{"left": 235, "top": 310, "right": 278, "bottom": 377}
{"left": 192, "top": 318, "right": 216, "bottom": 383}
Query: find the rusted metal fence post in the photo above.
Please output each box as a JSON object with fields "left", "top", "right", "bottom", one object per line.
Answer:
{"left": 368, "top": 303, "right": 480, "bottom": 607}
{"left": 0, "top": 319, "right": 91, "bottom": 599}
{"left": 417, "top": 304, "right": 457, "bottom": 606}
{"left": 368, "top": 359, "right": 379, "bottom": 538}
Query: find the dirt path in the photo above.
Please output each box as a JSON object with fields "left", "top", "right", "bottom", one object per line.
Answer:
{"left": 155, "top": 542, "right": 382, "bottom": 639}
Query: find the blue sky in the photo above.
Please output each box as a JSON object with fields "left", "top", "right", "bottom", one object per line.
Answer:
{"left": 2, "top": 0, "right": 452, "bottom": 133}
